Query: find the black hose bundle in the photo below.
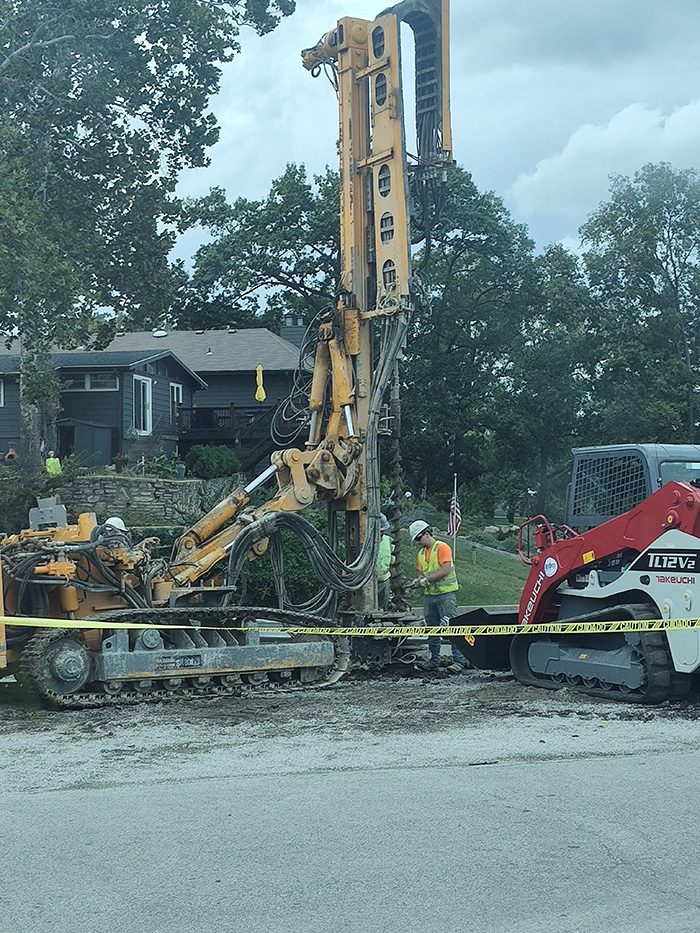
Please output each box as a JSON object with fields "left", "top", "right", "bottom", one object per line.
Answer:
{"left": 225, "top": 313, "right": 409, "bottom": 599}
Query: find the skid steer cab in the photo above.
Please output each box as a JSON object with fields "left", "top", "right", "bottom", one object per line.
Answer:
{"left": 454, "top": 443, "right": 700, "bottom": 703}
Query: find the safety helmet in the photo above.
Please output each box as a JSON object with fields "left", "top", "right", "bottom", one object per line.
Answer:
{"left": 104, "top": 516, "right": 127, "bottom": 531}
{"left": 409, "top": 519, "right": 430, "bottom": 542}
{"left": 379, "top": 513, "right": 390, "bottom": 531}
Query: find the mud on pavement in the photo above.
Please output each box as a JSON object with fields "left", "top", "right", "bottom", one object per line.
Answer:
{"left": 4, "top": 668, "right": 700, "bottom": 798}
{"left": 3, "top": 668, "right": 700, "bottom": 740}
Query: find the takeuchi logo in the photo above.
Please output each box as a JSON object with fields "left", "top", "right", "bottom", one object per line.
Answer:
{"left": 522, "top": 571, "right": 546, "bottom": 625}
{"left": 544, "top": 556, "right": 558, "bottom": 578}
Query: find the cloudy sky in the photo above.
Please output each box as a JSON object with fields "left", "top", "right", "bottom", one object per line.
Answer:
{"left": 176, "top": 0, "right": 700, "bottom": 258}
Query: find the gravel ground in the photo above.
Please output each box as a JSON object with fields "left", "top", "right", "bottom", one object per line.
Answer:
{"left": 3, "top": 669, "right": 700, "bottom": 791}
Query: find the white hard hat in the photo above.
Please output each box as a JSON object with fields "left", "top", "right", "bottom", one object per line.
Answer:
{"left": 379, "top": 513, "right": 390, "bottom": 531}
{"left": 104, "top": 516, "right": 126, "bottom": 531}
{"left": 409, "top": 519, "right": 429, "bottom": 542}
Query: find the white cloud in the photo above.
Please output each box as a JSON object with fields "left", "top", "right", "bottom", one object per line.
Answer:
{"left": 557, "top": 234, "right": 585, "bottom": 257}
{"left": 510, "top": 100, "right": 700, "bottom": 222}
{"left": 173, "top": 0, "right": 700, "bottom": 257}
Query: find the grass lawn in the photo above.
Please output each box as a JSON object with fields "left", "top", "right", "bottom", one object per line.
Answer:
{"left": 402, "top": 534, "right": 530, "bottom": 609}
{"left": 451, "top": 541, "right": 530, "bottom": 607}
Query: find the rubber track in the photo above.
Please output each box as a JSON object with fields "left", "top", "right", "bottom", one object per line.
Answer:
{"left": 20, "top": 606, "right": 349, "bottom": 710}
{"left": 510, "top": 603, "right": 691, "bottom": 704}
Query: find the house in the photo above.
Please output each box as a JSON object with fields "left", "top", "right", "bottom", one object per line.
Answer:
{"left": 0, "top": 327, "right": 303, "bottom": 469}
{"left": 0, "top": 347, "right": 206, "bottom": 466}
{"left": 103, "top": 328, "right": 303, "bottom": 468}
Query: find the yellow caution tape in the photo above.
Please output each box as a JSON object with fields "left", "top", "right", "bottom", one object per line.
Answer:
{"left": 3, "top": 615, "right": 700, "bottom": 637}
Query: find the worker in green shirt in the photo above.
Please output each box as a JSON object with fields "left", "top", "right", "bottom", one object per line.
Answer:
{"left": 377, "top": 513, "right": 395, "bottom": 609}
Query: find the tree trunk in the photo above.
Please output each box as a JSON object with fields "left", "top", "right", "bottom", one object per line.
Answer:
{"left": 536, "top": 447, "right": 549, "bottom": 516}
{"left": 19, "top": 348, "right": 58, "bottom": 487}
{"left": 19, "top": 394, "right": 44, "bottom": 488}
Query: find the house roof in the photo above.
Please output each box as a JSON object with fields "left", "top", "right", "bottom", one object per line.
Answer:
{"left": 0, "top": 347, "right": 207, "bottom": 388}
{"left": 105, "top": 328, "right": 300, "bottom": 373}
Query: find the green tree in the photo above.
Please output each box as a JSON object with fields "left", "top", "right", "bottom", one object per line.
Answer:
{"left": 400, "top": 168, "right": 540, "bottom": 511}
{"left": 181, "top": 164, "right": 340, "bottom": 331}
{"left": 0, "top": 0, "right": 294, "bottom": 477}
{"left": 581, "top": 162, "right": 700, "bottom": 443}
{"left": 489, "top": 244, "right": 596, "bottom": 519}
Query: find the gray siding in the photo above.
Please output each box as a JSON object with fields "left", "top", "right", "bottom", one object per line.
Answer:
{"left": 151, "top": 372, "right": 172, "bottom": 436}
{"left": 195, "top": 372, "right": 294, "bottom": 408}
{"left": 0, "top": 376, "right": 21, "bottom": 453}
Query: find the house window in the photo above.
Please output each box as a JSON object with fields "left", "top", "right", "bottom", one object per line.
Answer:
{"left": 64, "top": 372, "right": 119, "bottom": 391}
{"left": 133, "top": 375, "right": 152, "bottom": 434}
{"left": 87, "top": 371, "right": 119, "bottom": 390}
{"left": 170, "top": 383, "right": 182, "bottom": 425}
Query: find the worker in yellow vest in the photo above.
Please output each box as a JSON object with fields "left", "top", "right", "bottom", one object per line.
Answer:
{"left": 409, "top": 520, "right": 466, "bottom": 674}
{"left": 376, "top": 513, "right": 395, "bottom": 609}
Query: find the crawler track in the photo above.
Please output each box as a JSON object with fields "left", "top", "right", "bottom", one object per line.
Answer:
{"left": 21, "top": 607, "right": 350, "bottom": 709}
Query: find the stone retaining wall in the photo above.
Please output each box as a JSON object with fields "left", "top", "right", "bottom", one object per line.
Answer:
{"left": 57, "top": 476, "right": 238, "bottom": 525}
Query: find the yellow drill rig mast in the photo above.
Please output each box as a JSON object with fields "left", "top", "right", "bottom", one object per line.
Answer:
{"left": 300, "top": 0, "right": 452, "bottom": 609}
{"left": 0, "top": 0, "right": 453, "bottom": 706}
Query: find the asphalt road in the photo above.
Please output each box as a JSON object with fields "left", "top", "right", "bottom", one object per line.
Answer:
{"left": 3, "top": 673, "right": 700, "bottom": 933}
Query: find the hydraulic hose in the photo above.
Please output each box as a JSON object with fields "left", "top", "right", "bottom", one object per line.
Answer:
{"left": 225, "top": 312, "right": 410, "bottom": 597}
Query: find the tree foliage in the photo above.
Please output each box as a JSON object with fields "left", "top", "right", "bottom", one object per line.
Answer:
{"left": 180, "top": 164, "right": 340, "bottom": 330}
{"left": 488, "top": 244, "right": 595, "bottom": 517}
{"left": 581, "top": 162, "right": 700, "bottom": 443}
{"left": 400, "top": 168, "right": 540, "bottom": 510}
{"left": 0, "top": 0, "right": 296, "bottom": 339}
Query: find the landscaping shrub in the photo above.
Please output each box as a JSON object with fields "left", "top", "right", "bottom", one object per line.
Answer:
{"left": 184, "top": 445, "right": 241, "bottom": 479}
{"left": 146, "top": 451, "right": 178, "bottom": 478}
{"left": 0, "top": 463, "right": 37, "bottom": 533}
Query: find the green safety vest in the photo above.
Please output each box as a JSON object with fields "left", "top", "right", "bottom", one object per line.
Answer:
{"left": 377, "top": 534, "right": 394, "bottom": 582}
{"left": 418, "top": 543, "right": 458, "bottom": 595}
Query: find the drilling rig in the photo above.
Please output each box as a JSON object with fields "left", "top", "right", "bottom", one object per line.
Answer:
{"left": 0, "top": 0, "right": 454, "bottom": 707}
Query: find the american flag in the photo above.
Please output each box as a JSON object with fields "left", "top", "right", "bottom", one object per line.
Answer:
{"left": 447, "top": 489, "right": 462, "bottom": 537}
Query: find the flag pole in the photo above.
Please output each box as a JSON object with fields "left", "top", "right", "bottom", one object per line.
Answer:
{"left": 452, "top": 472, "right": 458, "bottom": 558}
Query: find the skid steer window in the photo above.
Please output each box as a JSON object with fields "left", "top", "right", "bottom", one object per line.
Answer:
{"left": 571, "top": 453, "right": 648, "bottom": 525}
{"left": 660, "top": 461, "right": 700, "bottom": 485}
